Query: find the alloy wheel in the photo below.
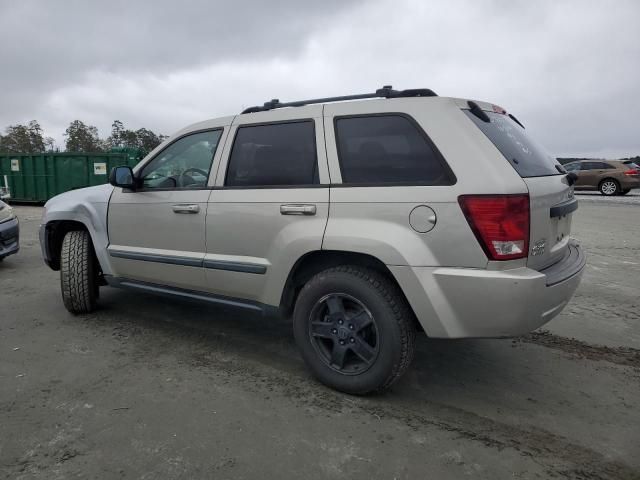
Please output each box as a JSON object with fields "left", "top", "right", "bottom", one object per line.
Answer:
{"left": 601, "top": 181, "right": 617, "bottom": 195}
{"left": 308, "top": 293, "right": 379, "bottom": 375}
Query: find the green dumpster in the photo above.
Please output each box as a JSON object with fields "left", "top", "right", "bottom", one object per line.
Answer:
{"left": 109, "top": 146, "right": 147, "bottom": 160}
{"left": 0, "top": 152, "right": 142, "bottom": 203}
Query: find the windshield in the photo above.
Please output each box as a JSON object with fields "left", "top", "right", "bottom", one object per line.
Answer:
{"left": 464, "top": 110, "right": 562, "bottom": 178}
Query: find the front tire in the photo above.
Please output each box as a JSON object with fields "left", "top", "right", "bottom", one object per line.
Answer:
{"left": 60, "top": 230, "right": 99, "bottom": 314}
{"left": 293, "top": 266, "right": 415, "bottom": 395}
{"left": 599, "top": 179, "right": 619, "bottom": 196}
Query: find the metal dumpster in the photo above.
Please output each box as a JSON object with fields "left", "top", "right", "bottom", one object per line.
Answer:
{"left": 0, "top": 152, "right": 142, "bottom": 203}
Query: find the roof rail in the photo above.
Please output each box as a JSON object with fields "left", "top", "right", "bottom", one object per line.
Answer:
{"left": 240, "top": 85, "right": 437, "bottom": 114}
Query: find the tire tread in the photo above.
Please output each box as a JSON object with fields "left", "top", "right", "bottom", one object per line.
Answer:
{"left": 60, "top": 230, "right": 97, "bottom": 314}
{"left": 300, "top": 265, "right": 416, "bottom": 394}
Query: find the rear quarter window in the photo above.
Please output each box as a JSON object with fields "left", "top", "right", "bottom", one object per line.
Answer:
{"left": 464, "top": 110, "right": 561, "bottom": 178}
{"left": 334, "top": 114, "right": 455, "bottom": 185}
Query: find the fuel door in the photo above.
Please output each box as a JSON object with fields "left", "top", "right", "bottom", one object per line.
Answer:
{"left": 409, "top": 205, "right": 437, "bottom": 233}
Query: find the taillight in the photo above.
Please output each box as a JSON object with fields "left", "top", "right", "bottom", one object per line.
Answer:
{"left": 624, "top": 169, "right": 639, "bottom": 176}
{"left": 458, "top": 194, "right": 530, "bottom": 261}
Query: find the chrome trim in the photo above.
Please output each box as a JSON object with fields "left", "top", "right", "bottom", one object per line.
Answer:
{"left": 108, "top": 249, "right": 267, "bottom": 274}
{"left": 108, "top": 249, "right": 202, "bottom": 268}
{"left": 203, "top": 259, "right": 267, "bottom": 274}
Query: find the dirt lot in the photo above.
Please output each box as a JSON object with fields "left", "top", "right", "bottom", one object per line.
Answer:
{"left": 1, "top": 196, "right": 639, "bottom": 480}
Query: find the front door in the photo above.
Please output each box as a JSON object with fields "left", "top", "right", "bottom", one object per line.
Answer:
{"left": 107, "top": 128, "right": 226, "bottom": 291}
{"left": 203, "top": 106, "right": 330, "bottom": 307}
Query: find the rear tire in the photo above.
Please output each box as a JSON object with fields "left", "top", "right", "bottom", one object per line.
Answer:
{"left": 599, "top": 179, "right": 619, "bottom": 196}
{"left": 60, "top": 230, "right": 99, "bottom": 314}
{"left": 293, "top": 265, "right": 415, "bottom": 395}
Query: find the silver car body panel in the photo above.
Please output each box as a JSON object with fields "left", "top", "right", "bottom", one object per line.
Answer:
{"left": 322, "top": 97, "right": 529, "bottom": 270}
{"left": 106, "top": 117, "right": 233, "bottom": 291}
{"left": 205, "top": 105, "right": 330, "bottom": 306}
{"left": 41, "top": 183, "right": 115, "bottom": 274}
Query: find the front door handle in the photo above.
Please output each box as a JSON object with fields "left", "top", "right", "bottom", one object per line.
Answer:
{"left": 172, "top": 204, "right": 200, "bottom": 214}
{"left": 280, "top": 204, "right": 316, "bottom": 216}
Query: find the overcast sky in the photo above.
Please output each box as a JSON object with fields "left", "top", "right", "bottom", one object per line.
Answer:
{"left": 1, "top": 0, "right": 638, "bottom": 158}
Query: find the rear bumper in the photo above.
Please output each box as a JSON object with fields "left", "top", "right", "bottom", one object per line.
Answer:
{"left": 0, "top": 217, "right": 19, "bottom": 259}
{"left": 390, "top": 240, "right": 586, "bottom": 338}
{"left": 620, "top": 177, "right": 640, "bottom": 190}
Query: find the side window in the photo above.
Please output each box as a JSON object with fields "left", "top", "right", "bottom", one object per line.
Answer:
{"left": 334, "top": 115, "right": 453, "bottom": 185}
{"left": 581, "top": 162, "right": 597, "bottom": 170}
{"left": 599, "top": 162, "right": 615, "bottom": 169}
{"left": 141, "top": 130, "right": 222, "bottom": 189}
{"left": 225, "top": 121, "right": 318, "bottom": 187}
{"left": 564, "top": 163, "right": 580, "bottom": 172}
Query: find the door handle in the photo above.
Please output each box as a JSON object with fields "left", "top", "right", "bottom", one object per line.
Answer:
{"left": 280, "top": 204, "right": 316, "bottom": 216}
{"left": 172, "top": 204, "right": 200, "bottom": 214}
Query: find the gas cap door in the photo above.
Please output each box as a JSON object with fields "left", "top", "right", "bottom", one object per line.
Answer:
{"left": 409, "top": 205, "right": 437, "bottom": 233}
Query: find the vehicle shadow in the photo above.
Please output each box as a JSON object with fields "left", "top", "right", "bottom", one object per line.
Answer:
{"left": 76, "top": 285, "right": 637, "bottom": 472}
{"left": 91, "top": 286, "right": 548, "bottom": 405}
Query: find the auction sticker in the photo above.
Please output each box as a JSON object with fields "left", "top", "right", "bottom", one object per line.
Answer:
{"left": 93, "top": 162, "right": 107, "bottom": 175}
{"left": 10, "top": 159, "right": 19, "bottom": 171}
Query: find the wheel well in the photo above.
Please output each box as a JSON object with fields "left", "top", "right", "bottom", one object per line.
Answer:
{"left": 45, "top": 220, "right": 89, "bottom": 271}
{"left": 599, "top": 177, "right": 620, "bottom": 188}
{"left": 279, "top": 250, "right": 422, "bottom": 331}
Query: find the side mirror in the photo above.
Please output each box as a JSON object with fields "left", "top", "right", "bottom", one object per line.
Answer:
{"left": 109, "top": 166, "right": 136, "bottom": 189}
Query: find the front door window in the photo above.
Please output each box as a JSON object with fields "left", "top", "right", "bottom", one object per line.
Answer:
{"left": 141, "top": 130, "right": 222, "bottom": 189}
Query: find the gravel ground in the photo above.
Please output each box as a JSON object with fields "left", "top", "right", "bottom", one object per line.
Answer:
{"left": 1, "top": 200, "right": 639, "bottom": 480}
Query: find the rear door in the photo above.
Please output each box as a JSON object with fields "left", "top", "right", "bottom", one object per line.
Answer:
{"left": 464, "top": 109, "right": 575, "bottom": 270}
{"left": 203, "top": 106, "right": 330, "bottom": 306}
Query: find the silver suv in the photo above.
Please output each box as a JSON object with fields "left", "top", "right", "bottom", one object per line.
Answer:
{"left": 39, "top": 86, "right": 585, "bottom": 394}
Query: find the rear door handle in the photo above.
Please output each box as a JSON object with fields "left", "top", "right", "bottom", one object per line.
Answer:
{"left": 172, "top": 204, "right": 200, "bottom": 214}
{"left": 280, "top": 204, "right": 316, "bottom": 216}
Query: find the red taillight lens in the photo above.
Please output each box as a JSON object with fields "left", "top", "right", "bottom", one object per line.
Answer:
{"left": 458, "top": 194, "right": 530, "bottom": 261}
{"left": 624, "top": 169, "right": 639, "bottom": 176}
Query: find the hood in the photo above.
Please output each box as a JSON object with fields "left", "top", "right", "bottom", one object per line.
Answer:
{"left": 45, "top": 184, "right": 114, "bottom": 209}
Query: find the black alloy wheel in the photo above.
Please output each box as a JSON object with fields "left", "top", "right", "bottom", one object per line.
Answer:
{"left": 308, "top": 293, "right": 379, "bottom": 375}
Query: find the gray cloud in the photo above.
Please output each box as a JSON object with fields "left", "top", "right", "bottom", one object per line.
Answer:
{"left": 1, "top": 0, "right": 638, "bottom": 157}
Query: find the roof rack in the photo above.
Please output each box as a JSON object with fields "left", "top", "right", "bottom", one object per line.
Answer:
{"left": 240, "top": 85, "right": 437, "bottom": 114}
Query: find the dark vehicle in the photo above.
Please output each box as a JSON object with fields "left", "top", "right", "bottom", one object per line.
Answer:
{"left": 0, "top": 200, "right": 19, "bottom": 261}
{"left": 564, "top": 160, "right": 640, "bottom": 195}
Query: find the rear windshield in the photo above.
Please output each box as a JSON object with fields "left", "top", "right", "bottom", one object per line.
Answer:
{"left": 464, "top": 110, "right": 562, "bottom": 178}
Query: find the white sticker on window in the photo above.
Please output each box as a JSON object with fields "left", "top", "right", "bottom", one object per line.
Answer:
{"left": 93, "top": 162, "right": 107, "bottom": 175}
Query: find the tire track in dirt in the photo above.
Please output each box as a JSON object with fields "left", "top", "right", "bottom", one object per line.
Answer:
{"left": 83, "top": 314, "right": 639, "bottom": 480}
{"left": 521, "top": 330, "right": 640, "bottom": 368}
{"left": 191, "top": 347, "right": 639, "bottom": 480}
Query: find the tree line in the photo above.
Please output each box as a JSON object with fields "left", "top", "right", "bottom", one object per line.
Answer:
{"left": 0, "top": 120, "right": 167, "bottom": 154}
